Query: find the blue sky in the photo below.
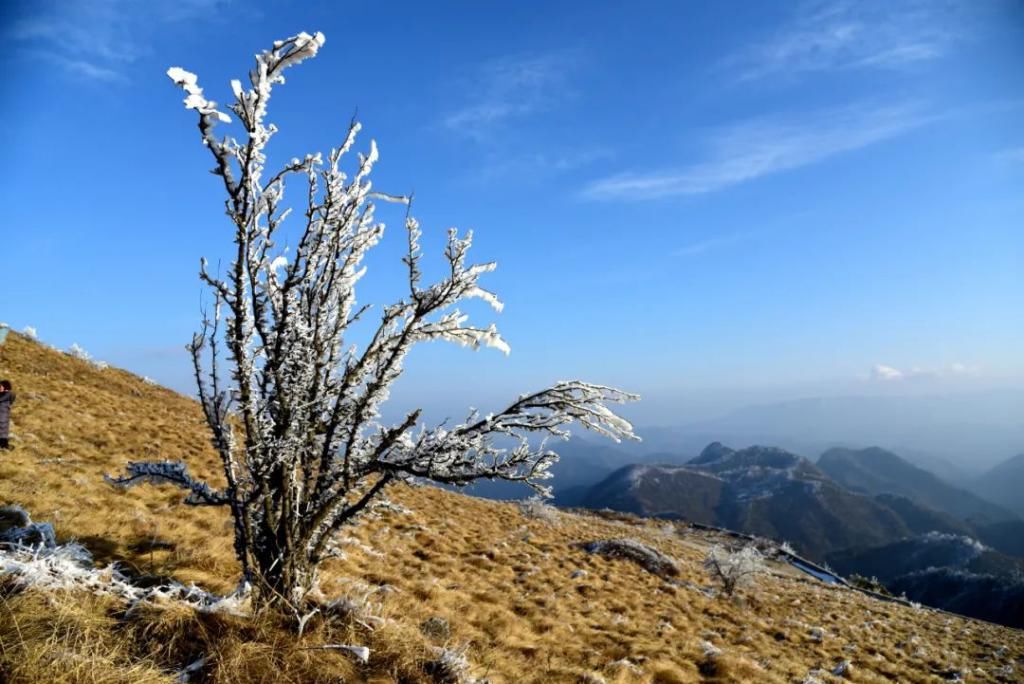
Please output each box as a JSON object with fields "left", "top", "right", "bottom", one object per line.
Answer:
{"left": 1, "top": 0, "right": 1022, "bottom": 424}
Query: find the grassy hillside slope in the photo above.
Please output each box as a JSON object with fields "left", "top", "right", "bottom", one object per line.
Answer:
{"left": 0, "top": 330, "right": 1022, "bottom": 683}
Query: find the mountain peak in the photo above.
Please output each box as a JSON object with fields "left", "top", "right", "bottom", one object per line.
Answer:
{"left": 691, "top": 443, "right": 808, "bottom": 474}
{"left": 691, "top": 441, "right": 735, "bottom": 464}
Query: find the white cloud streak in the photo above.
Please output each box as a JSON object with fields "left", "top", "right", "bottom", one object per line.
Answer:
{"left": 9, "top": 0, "right": 226, "bottom": 83}
{"left": 673, "top": 231, "right": 752, "bottom": 258}
{"left": 443, "top": 51, "right": 580, "bottom": 140}
{"left": 470, "top": 147, "right": 612, "bottom": 184}
{"left": 38, "top": 53, "right": 128, "bottom": 83}
{"left": 582, "top": 102, "right": 934, "bottom": 201}
{"left": 728, "top": 0, "right": 964, "bottom": 82}
{"left": 871, "top": 364, "right": 908, "bottom": 381}
{"left": 870, "top": 362, "right": 975, "bottom": 382}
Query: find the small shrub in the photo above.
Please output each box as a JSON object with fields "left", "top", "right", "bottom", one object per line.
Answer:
{"left": 848, "top": 573, "right": 892, "bottom": 596}
{"left": 703, "top": 544, "right": 764, "bottom": 596}
{"left": 68, "top": 343, "right": 92, "bottom": 361}
{"left": 518, "top": 496, "right": 560, "bottom": 524}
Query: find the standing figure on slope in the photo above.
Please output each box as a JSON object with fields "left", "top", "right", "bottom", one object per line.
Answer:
{"left": 0, "top": 380, "right": 15, "bottom": 450}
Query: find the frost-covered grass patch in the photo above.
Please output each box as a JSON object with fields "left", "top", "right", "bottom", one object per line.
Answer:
{"left": 0, "top": 505, "right": 250, "bottom": 615}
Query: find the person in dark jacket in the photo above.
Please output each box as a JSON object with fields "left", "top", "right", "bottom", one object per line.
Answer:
{"left": 0, "top": 380, "right": 14, "bottom": 450}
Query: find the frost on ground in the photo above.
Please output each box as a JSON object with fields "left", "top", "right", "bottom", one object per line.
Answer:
{"left": 68, "top": 343, "right": 91, "bottom": 361}
{"left": 0, "top": 506, "right": 249, "bottom": 616}
{"left": 579, "top": 538, "right": 679, "bottom": 578}
{"left": 66, "top": 343, "right": 109, "bottom": 370}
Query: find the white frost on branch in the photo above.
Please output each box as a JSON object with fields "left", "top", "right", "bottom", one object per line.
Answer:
{"left": 112, "top": 30, "right": 639, "bottom": 611}
{"left": 106, "top": 461, "right": 228, "bottom": 505}
{"left": 375, "top": 382, "right": 637, "bottom": 498}
{"left": 167, "top": 67, "right": 232, "bottom": 123}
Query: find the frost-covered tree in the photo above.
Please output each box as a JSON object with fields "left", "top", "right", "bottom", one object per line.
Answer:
{"left": 108, "top": 32, "right": 638, "bottom": 612}
{"left": 703, "top": 544, "right": 765, "bottom": 596}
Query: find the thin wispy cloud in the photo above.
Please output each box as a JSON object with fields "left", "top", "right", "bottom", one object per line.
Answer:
{"left": 9, "top": 0, "right": 227, "bottom": 83}
{"left": 673, "top": 231, "right": 752, "bottom": 258}
{"left": 470, "top": 147, "right": 612, "bottom": 184}
{"left": 872, "top": 364, "right": 908, "bottom": 381}
{"left": 581, "top": 102, "right": 934, "bottom": 201}
{"left": 443, "top": 51, "right": 581, "bottom": 140}
{"left": 870, "top": 362, "right": 974, "bottom": 382}
{"left": 728, "top": 0, "right": 964, "bottom": 82}
{"left": 993, "top": 146, "right": 1024, "bottom": 164}
{"left": 38, "top": 53, "right": 127, "bottom": 83}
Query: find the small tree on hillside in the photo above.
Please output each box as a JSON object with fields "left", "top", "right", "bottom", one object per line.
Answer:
{"left": 703, "top": 544, "right": 765, "bottom": 596}
{"left": 108, "top": 32, "right": 638, "bottom": 612}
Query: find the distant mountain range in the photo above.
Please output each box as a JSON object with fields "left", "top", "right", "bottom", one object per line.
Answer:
{"left": 623, "top": 391, "right": 1024, "bottom": 475}
{"left": 817, "top": 446, "right": 1015, "bottom": 523}
{"left": 970, "top": 453, "right": 1024, "bottom": 518}
{"left": 562, "top": 441, "right": 1024, "bottom": 627}
{"left": 576, "top": 443, "right": 972, "bottom": 560}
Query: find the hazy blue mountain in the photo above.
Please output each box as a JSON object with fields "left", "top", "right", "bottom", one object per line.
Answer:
{"left": 889, "top": 449, "right": 970, "bottom": 485}
{"left": 578, "top": 463, "right": 727, "bottom": 525}
{"left": 872, "top": 493, "right": 973, "bottom": 536}
{"left": 574, "top": 443, "right": 969, "bottom": 560}
{"left": 817, "top": 447, "right": 1016, "bottom": 523}
{"left": 463, "top": 437, "right": 691, "bottom": 502}
{"left": 638, "top": 391, "right": 1024, "bottom": 474}
{"left": 973, "top": 519, "right": 1024, "bottom": 557}
{"left": 970, "top": 453, "right": 1024, "bottom": 518}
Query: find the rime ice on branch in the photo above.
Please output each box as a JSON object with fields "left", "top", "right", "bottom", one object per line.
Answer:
{"left": 108, "top": 31, "right": 638, "bottom": 612}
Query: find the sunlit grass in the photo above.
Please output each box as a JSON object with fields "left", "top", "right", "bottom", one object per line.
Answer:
{"left": 0, "top": 331, "right": 1021, "bottom": 682}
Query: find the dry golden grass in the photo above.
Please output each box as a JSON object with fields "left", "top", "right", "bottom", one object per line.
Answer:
{"left": 0, "top": 330, "right": 1022, "bottom": 683}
